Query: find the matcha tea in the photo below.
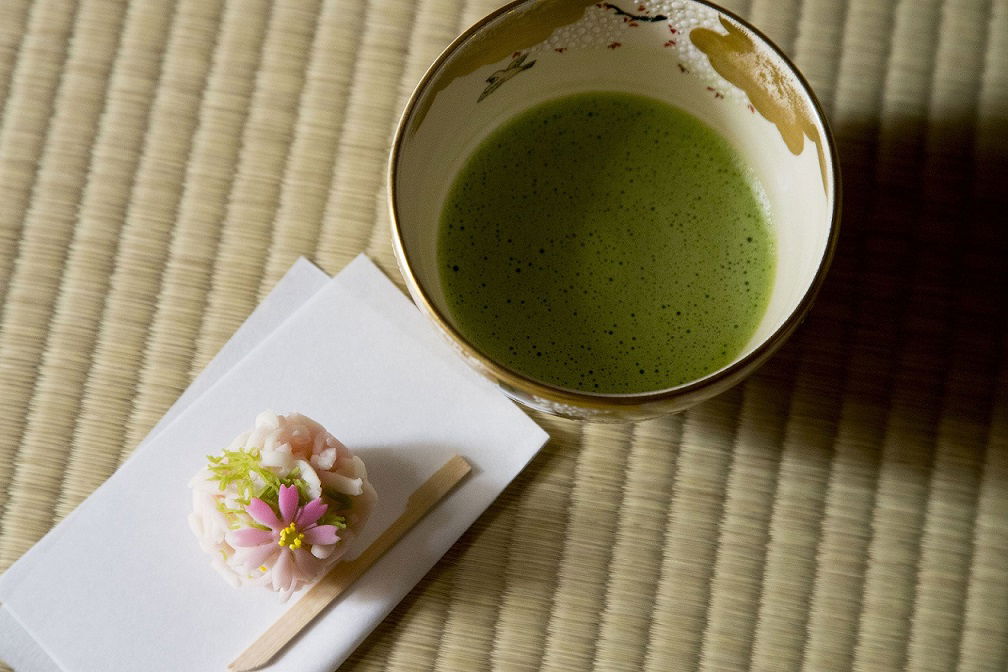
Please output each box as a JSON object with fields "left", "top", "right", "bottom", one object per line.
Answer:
{"left": 438, "top": 91, "right": 774, "bottom": 393}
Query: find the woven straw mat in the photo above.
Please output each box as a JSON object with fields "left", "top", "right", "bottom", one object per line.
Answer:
{"left": 1, "top": 0, "right": 1007, "bottom": 670}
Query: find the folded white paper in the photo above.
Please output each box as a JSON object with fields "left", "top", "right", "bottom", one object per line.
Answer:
{"left": 0, "top": 255, "right": 548, "bottom": 671}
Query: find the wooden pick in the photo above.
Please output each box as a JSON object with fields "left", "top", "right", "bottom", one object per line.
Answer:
{"left": 229, "top": 454, "right": 472, "bottom": 671}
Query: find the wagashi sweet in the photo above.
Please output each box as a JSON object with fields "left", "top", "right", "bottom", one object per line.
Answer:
{"left": 189, "top": 411, "right": 376, "bottom": 599}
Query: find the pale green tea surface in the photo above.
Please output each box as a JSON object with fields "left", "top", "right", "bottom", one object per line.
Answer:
{"left": 439, "top": 91, "right": 774, "bottom": 393}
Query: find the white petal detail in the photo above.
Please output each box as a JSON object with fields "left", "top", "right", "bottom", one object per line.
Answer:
{"left": 260, "top": 442, "right": 295, "bottom": 473}
{"left": 311, "top": 446, "right": 337, "bottom": 471}
{"left": 295, "top": 459, "right": 322, "bottom": 499}
{"left": 319, "top": 470, "right": 363, "bottom": 496}
{"left": 310, "top": 542, "right": 337, "bottom": 559}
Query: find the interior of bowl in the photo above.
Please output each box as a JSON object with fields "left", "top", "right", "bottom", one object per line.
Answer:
{"left": 391, "top": 0, "right": 838, "bottom": 396}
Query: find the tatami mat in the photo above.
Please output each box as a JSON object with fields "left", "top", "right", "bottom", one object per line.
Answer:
{"left": 1, "top": 0, "right": 1006, "bottom": 670}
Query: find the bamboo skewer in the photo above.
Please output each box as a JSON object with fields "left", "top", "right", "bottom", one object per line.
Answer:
{"left": 229, "top": 454, "right": 472, "bottom": 671}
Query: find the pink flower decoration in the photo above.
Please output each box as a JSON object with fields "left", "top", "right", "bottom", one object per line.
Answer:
{"left": 226, "top": 484, "right": 341, "bottom": 598}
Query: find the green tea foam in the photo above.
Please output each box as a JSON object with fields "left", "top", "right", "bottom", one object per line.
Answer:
{"left": 438, "top": 91, "right": 774, "bottom": 394}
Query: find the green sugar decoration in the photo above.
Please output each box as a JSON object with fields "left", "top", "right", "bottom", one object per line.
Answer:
{"left": 206, "top": 449, "right": 348, "bottom": 530}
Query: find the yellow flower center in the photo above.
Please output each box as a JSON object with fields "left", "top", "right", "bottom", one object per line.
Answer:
{"left": 277, "top": 521, "right": 305, "bottom": 550}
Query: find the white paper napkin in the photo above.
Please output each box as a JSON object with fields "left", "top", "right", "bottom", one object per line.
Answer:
{"left": 0, "top": 255, "right": 548, "bottom": 671}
